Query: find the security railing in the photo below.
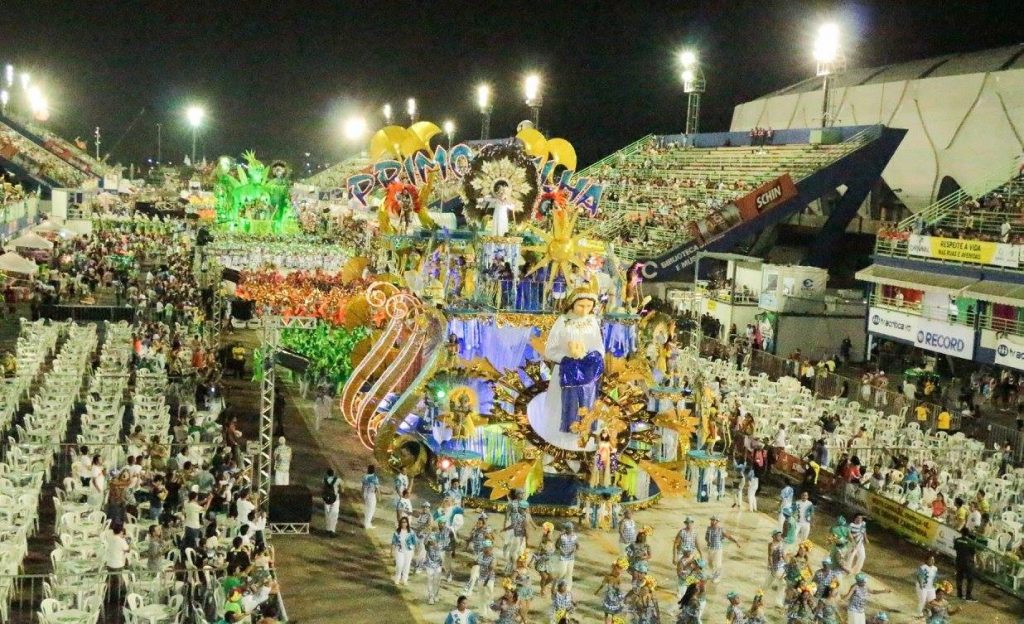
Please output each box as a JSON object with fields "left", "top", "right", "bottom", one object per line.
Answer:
{"left": 982, "top": 314, "right": 1024, "bottom": 337}
{"left": 867, "top": 293, "right": 977, "bottom": 328}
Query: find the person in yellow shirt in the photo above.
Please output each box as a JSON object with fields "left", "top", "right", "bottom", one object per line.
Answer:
{"left": 936, "top": 409, "right": 951, "bottom": 431}
{"left": 914, "top": 404, "right": 928, "bottom": 423}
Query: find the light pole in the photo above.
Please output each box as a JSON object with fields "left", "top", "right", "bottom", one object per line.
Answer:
{"left": 186, "top": 105, "right": 204, "bottom": 165}
{"left": 524, "top": 74, "right": 542, "bottom": 129}
{"left": 94, "top": 127, "right": 101, "bottom": 161}
{"left": 679, "top": 50, "right": 706, "bottom": 138}
{"left": 814, "top": 23, "right": 845, "bottom": 128}
{"left": 443, "top": 120, "right": 455, "bottom": 150}
{"left": 476, "top": 84, "right": 492, "bottom": 140}
{"left": 383, "top": 103, "right": 393, "bottom": 125}
{"left": 406, "top": 98, "right": 418, "bottom": 124}
{"left": 156, "top": 123, "right": 162, "bottom": 164}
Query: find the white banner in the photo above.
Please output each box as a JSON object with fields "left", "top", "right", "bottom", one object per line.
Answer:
{"left": 995, "top": 335, "right": 1024, "bottom": 371}
{"left": 914, "top": 316, "right": 975, "bottom": 358}
{"left": 867, "top": 307, "right": 917, "bottom": 342}
{"left": 868, "top": 307, "right": 975, "bottom": 358}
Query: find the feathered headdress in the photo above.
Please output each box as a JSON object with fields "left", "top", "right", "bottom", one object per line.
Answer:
{"left": 384, "top": 182, "right": 422, "bottom": 216}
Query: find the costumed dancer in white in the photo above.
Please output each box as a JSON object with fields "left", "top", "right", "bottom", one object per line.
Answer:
{"left": 915, "top": 554, "right": 939, "bottom": 617}
{"left": 322, "top": 468, "right": 340, "bottom": 536}
{"left": 392, "top": 516, "right": 417, "bottom": 586}
{"left": 273, "top": 436, "right": 291, "bottom": 485}
{"left": 361, "top": 464, "right": 380, "bottom": 529}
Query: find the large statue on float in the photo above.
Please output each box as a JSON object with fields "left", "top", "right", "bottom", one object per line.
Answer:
{"left": 545, "top": 282, "right": 605, "bottom": 433}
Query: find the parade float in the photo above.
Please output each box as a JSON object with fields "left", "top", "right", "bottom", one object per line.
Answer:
{"left": 314, "top": 122, "right": 716, "bottom": 518}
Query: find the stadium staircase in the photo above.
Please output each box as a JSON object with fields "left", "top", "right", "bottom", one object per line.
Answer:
{"left": 576, "top": 125, "right": 906, "bottom": 279}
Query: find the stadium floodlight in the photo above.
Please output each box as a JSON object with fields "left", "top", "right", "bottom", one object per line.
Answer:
{"left": 19, "top": 72, "right": 29, "bottom": 90}
{"left": 814, "top": 23, "right": 840, "bottom": 65}
{"left": 4, "top": 65, "right": 12, "bottom": 87}
{"left": 185, "top": 105, "right": 205, "bottom": 164}
{"left": 813, "top": 22, "right": 846, "bottom": 127}
{"left": 382, "top": 103, "right": 393, "bottom": 124}
{"left": 677, "top": 49, "right": 706, "bottom": 137}
{"left": 476, "top": 84, "right": 492, "bottom": 140}
{"left": 524, "top": 73, "right": 543, "bottom": 128}
{"left": 406, "top": 97, "right": 418, "bottom": 123}
{"left": 343, "top": 115, "right": 368, "bottom": 142}
{"left": 443, "top": 119, "right": 455, "bottom": 149}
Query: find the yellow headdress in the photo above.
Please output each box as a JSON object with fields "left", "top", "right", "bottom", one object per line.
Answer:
{"left": 565, "top": 280, "right": 599, "bottom": 311}
{"left": 517, "top": 551, "right": 531, "bottom": 566}
{"left": 502, "top": 578, "right": 516, "bottom": 591}
{"left": 542, "top": 521, "right": 554, "bottom": 532}
{"left": 614, "top": 557, "right": 629, "bottom": 570}
{"left": 643, "top": 575, "right": 657, "bottom": 590}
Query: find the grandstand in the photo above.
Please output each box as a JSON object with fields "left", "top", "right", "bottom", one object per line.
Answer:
{"left": 574, "top": 125, "right": 905, "bottom": 278}
{"left": 300, "top": 154, "right": 368, "bottom": 190}
{"left": 0, "top": 119, "right": 93, "bottom": 190}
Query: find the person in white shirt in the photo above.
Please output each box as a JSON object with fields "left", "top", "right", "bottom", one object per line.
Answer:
{"left": 965, "top": 502, "right": 983, "bottom": 532}
{"left": 183, "top": 490, "right": 209, "bottom": 549}
{"left": 76, "top": 446, "right": 93, "bottom": 488}
{"left": 235, "top": 489, "right": 256, "bottom": 530}
{"left": 771, "top": 424, "right": 787, "bottom": 472}
{"left": 794, "top": 491, "right": 815, "bottom": 542}
{"left": 104, "top": 523, "right": 131, "bottom": 595}
{"left": 915, "top": 554, "right": 938, "bottom": 616}
{"left": 778, "top": 484, "right": 794, "bottom": 530}
{"left": 88, "top": 455, "right": 107, "bottom": 508}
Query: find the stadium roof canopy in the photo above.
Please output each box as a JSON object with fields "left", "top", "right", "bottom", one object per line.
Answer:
{"left": 763, "top": 44, "right": 1024, "bottom": 98}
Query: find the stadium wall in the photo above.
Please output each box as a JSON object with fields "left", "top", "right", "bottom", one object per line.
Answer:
{"left": 730, "top": 69, "right": 1024, "bottom": 211}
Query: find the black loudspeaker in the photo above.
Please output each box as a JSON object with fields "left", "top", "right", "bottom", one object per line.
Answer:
{"left": 268, "top": 485, "right": 313, "bottom": 524}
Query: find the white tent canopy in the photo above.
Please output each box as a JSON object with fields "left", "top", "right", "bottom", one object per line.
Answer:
{"left": 9, "top": 232, "right": 54, "bottom": 250}
{"left": 0, "top": 252, "right": 38, "bottom": 275}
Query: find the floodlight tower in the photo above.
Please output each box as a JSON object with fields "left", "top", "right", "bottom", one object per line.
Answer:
{"left": 186, "top": 105, "right": 205, "bottom": 164}
{"left": 476, "top": 84, "right": 492, "bottom": 140}
{"left": 679, "top": 50, "right": 706, "bottom": 137}
{"left": 524, "top": 74, "right": 542, "bottom": 129}
{"left": 814, "top": 23, "right": 846, "bottom": 128}
{"left": 406, "top": 98, "right": 418, "bottom": 124}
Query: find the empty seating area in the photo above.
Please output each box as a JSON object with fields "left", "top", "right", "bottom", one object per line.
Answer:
{"left": 578, "top": 136, "right": 872, "bottom": 261}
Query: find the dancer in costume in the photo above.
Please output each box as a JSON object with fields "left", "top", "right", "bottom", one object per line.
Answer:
{"left": 746, "top": 591, "right": 766, "bottom": 624}
{"left": 545, "top": 283, "right": 605, "bottom": 433}
{"left": 626, "top": 528, "right": 653, "bottom": 572}
{"left": 619, "top": 508, "right": 638, "bottom": 556}
{"left": 676, "top": 581, "right": 705, "bottom": 624}
{"left": 491, "top": 582, "right": 526, "bottom": 624}
{"left": 466, "top": 541, "right": 497, "bottom": 609}
{"left": 813, "top": 583, "right": 842, "bottom": 624}
{"left": 763, "top": 530, "right": 787, "bottom": 607}
{"left": 512, "top": 551, "right": 536, "bottom": 621}
{"left": 503, "top": 500, "right": 532, "bottom": 573}
{"left": 424, "top": 537, "right": 445, "bottom": 605}
{"left": 842, "top": 573, "right": 889, "bottom": 624}
{"left": 924, "top": 582, "right": 959, "bottom": 624}
{"left": 596, "top": 558, "right": 628, "bottom": 624}
{"left": 794, "top": 491, "right": 814, "bottom": 543}
{"left": 591, "top": 428, "right": 618, "bottom": 487}
{"left": 625, "top": 575, "right": 661, "bottom": 624}
{"left": 361, "top": 464, "right": 380, "bottom": 530}
{"left": 786, "top": 584, "right": 816, "bottom": 624}
{"left": 445, "top": 595, "right": 480, "bottom": 624}
{"left": 534, "top": 522, "right": 557, "bottom": 598}
{"left": 551, "top": 580, "right": 576, "bottom": 624}
{"left": 725, "top": 591, "right": 744, "bottom": 624}
{"left": 704, "top": 515, "right": 740, "bottom": 582}
{"left": 392, "top": 516, "right": 417, "bottom": 586}
{"left": 556, "top": 522, "right": 580, "bottom": 591}
{"left": 673, "top": 517, "right": 703, "bottom": 564}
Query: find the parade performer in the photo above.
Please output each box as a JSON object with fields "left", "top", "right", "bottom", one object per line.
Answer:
{"left": 843, "top": 573, "right": 889, "bottom": 624}
{"left": 503, "top": 499, "right": 532, "bottom": 573}
{"left": 392, "top": 516, "right": 417, "bottom": 586}
{"left": 787, "top": 583, "right": 816, "bottom": 624}
{"left": 764, "top": 530, "right": 787, "bottom": 607}
{"left": 814, "top": 583, "right": 842, "bottom": 624}
{"left": 437, "top": 495, "right": 466, "bottom": 537}
{"left": 794, "top": 491, "right": 814, "bottom": 543}
{"left": 677, "top": 581, "right": 705, "bottom": 624}
{"left": 915, "top": 554, "right": 939, "bottom": 617}
{"left": 704, "top": 515, "right": 740, "bottom": 581}
{"left": 924, "top": 582, "right": 959, "bottom": 624}
{"left": 412, "top": 501, "right": 434, "bottom": 573}
{"left": 746, "top": 591, "right": 766, "bottom": 624}
{"left": 591, "top": 428, "right": 618, "bottom": 488}
{"left": 551, "top": 580, "right": 576, "bottom": 624}
{"left": 545, "top": 283, "right": 605, "bottom": 433}
{"left": 846, "top": 514, "right": 869, "bottom": 576}
{"left": 445, "top": 595, "right": 480, "bottom": 624}
{"left": 596, "top": 558, "right": 627, "bottom": 624}
{"left": 626, "top": 527, "right": 653, "bottom": 572}
{"left": 512, "top": 551, "right": 536, "bottom": 620}
{"left": 273, "top": 436, "right": 291, "bottom": 485}
{"left": 673, "top": 517, "right": 703, "bottom": 564}
{"left": 424, "top": 537, "right": 445, "bottom": 605}
{"left": 556, "top": 522, "right": 580, "bottom": 591}
{"left": 491, "top": 582, "right": 525, "bottom": 624}
{"left": 725, "top": 591, "right": 744, "bottom": 624}
{"left": 361, "top": 464, "right": 380, "bottom": 530}
{"left": 534, "top": 522, "right": 557, "bottom": 598}
{"left": 624, "top": 575, "right": 660, "bottom": 624}
{"left": 778, "top": 484, "right": 794, "bottom": 530}
{"left": 618, "top": 508, "right": 638, "bottom": 556}
{"left": 466, "top": 541, "right": 497, "bottom": 608}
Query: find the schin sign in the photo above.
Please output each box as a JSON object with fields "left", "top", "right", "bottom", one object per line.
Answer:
{"left": 346, "top": 144, "right": 603, "bottom": 214}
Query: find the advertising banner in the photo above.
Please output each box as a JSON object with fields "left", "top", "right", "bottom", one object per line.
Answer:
{"left": 867, "top": 307, "right": 917, "bottom": 342}
{"left": 735, "top": 174, "right": 798, "bottom": 221}
{"left": 995, "top": 335, "right": 1024, "bottom": 372}
{"left": 908, "top": 235, "right": 1020, "bottom": 268}
{"left": 913, "top": 316, "right": 975, "bottom": 358}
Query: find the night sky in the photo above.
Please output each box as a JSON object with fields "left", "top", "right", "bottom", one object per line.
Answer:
{"left": 2, "top": 1, "right": 1022, "bottom": 169}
